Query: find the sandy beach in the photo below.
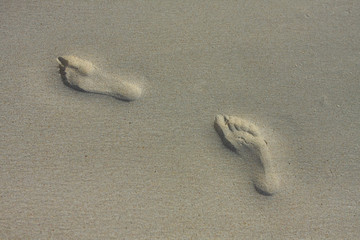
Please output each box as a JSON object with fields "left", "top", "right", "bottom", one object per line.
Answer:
{"left": 1, "top": 1, "right": 359, "bottom": 239}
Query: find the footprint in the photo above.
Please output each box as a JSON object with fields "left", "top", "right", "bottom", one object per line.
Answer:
{"left": 57, "top": 55, "right": 143, "bottom": 101}
{"left": 214, "top": 114, "right": 280, "bottom": 196}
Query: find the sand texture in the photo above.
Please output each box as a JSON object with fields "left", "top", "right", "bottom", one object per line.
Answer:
{"left": 1, "top": 1, "right": 359, "bottom": 239}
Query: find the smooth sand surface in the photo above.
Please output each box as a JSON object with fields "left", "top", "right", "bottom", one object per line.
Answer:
{"left": 1, "top": 1, "right": 359, "bottom": 239}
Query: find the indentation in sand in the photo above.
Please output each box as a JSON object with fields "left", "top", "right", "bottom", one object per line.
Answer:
{"left": 214, "top": 114, "right": 280, "bottom": 196}
{"left": 57, "top": 55, "right": 143, "bottom": 101}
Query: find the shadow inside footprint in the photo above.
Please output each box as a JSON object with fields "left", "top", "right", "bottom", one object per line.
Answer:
{"left": 57, "top": 57, "right": 86, "bottom": 93}
{"left": 214, "top": 122, "right": 237, "bottom": 152}
{"left": 57, "top": 57, "right": 69, "bottom": 67}
{"left": 254, "top": 184, "right": 274, "bottom": 196}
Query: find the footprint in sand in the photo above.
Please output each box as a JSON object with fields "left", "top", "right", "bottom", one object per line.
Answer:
{"left": 57, "top": 56, "right": 143, "bottom": 101}
{"left": 214, "top": 114, "right": 280, "bottom": 196}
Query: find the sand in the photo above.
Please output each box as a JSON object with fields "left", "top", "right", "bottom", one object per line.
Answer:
{"left": 1, "top": 1, "right": 359, "bottom": 239}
